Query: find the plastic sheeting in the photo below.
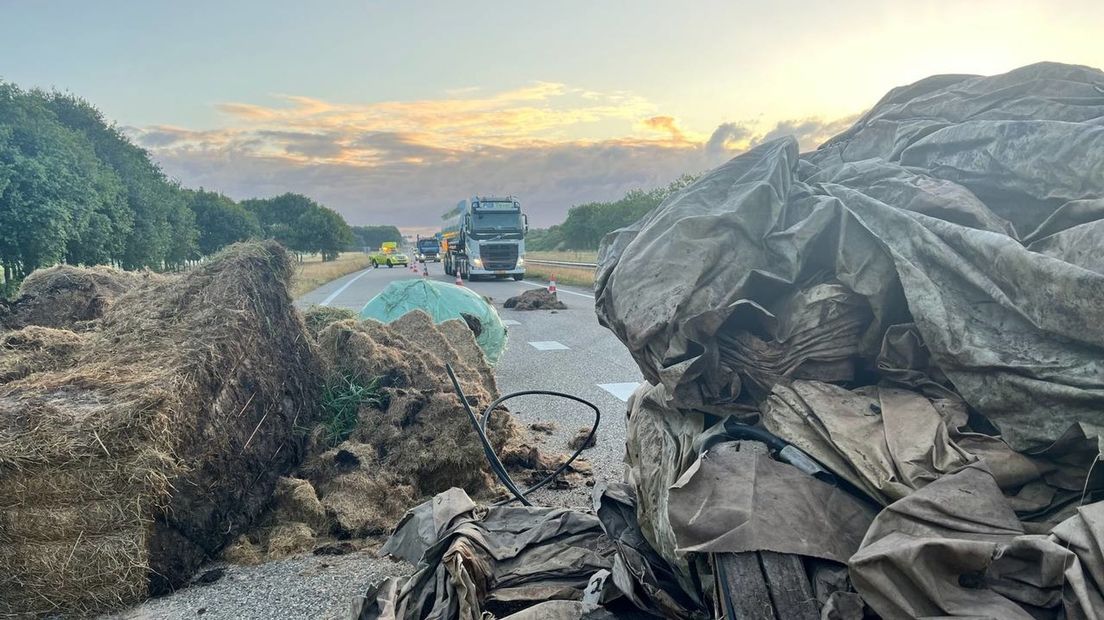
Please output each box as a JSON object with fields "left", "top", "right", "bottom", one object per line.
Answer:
{"left": 599, "top": 62, "right": 1104, "bottom": 618}
{"left": 596, "top": 61, "right": 1104, "bottom": 451}
{"left": 360, "top": 279, "right": 508, "bottom": 365}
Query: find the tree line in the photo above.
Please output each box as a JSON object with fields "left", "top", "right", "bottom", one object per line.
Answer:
{"left": 0, "top": 82, "right": 355, "bottom": 291}
{"left": 527, "top": 174, "right": 698, "bottom": 251}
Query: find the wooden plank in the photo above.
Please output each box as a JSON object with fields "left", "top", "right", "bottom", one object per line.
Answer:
{"left": 760, "top": 551, "right": 818, "bottom": 620}
{"left": 715, "top": 552, "right": 775, "bottom": 620}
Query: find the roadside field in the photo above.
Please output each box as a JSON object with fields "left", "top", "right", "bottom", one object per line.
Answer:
{"left": 291, "top": 252, "right": 373, "bottom": 297}
{"left": 526, "top": 250, "right": 599, "bottom": 263}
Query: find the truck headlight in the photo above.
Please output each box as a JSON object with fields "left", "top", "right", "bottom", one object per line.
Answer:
{"left": 471, "top": 258, "right": 483, "bottom": 268}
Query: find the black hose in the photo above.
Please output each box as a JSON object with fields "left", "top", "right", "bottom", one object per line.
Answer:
{"left": 445, "top": 363, "right": 601, "bottom": 506}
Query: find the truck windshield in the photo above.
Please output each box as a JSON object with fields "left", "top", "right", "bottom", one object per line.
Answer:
{"left": 472, "top": 210, "right": 523, "bottom": 232}
{"left": 418, "top": 240, "right": 439, "bottom": 251}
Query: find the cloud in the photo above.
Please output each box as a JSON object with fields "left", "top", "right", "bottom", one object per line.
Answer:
{"left": 131, "top": 84, "right": 860, "bottom": 229}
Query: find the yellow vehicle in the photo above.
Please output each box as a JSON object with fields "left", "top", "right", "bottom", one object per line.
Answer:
{"left": 369, "top": 242, "right": 409, "bottom": 268}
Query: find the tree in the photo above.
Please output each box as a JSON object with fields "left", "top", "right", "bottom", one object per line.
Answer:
{"left": 244, "top": 193, "right": 354, "bottom": 261}
{"left": 298, "top": 206, "right": 353, "bottom": 261}
{"left": 0, "top": 84, "right": 123, "bottom": 280}
{"left": 349, "top": 225, "right": 402, "bottom": 250}
{"left": 185, "top": 189, "right": 261, "bottom": 255}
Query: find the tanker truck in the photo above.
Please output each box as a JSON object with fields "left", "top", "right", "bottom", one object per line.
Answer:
{"left": 443, "top": 196, "right": 527, "bottom": 281}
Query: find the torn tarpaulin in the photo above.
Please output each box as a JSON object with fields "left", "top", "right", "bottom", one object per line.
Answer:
{"left": 850, "top": 462, "right": 1104, "bottom": 619}
{"left": 355, "top": 488, "right": 615, "bottom": 620}
{"left": 596, "top": 63, "right": 1104, "bottom": 451}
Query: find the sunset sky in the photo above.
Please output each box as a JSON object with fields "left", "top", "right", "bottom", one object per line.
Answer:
{"left": 3, "top": 0, "right": 1103, "bottom": 232}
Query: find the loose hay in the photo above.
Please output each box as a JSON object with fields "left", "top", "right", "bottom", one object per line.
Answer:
{"left": 301, "top": 305, "right": 358, "bottom": 340}
{"left": 0, "top": 241, "right": 323, "bottom": 617}
{"left": 226, "top": 309, "right": 578, "bottom": 564}
{"left": 503, "top": 288, "right": 567, "bottom": 310}
{"left": 0, "top": 326, "right": 85, "bottom": 385}
{"left": 0, "top": 265, "right": 160, "bottom": 331}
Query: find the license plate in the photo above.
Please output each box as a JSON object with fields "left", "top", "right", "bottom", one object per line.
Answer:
{"left": 494, "top": 270, "right": 508, "bottom": 275}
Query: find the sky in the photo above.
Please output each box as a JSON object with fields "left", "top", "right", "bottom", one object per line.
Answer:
{"left": 2, "top": 0, "right": 1103, "bottom": 232}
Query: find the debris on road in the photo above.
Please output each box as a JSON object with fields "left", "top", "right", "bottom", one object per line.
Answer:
{"left": 0, "top": 241, "right": 323, "bottom": 617}
{"left": 359, "top": 279, "right": 508, "bottom": 364}
{"left": 222, "top": 309, "right": 578, "bottom": 565}
{"left": 568, "top": 426, "right": 596, "bottom": 450}
{"left": 357, "top": 62, "right": 1104, "bottom": 620}
{"left": 591, "top": 62, "right": 1104, "bottom": 618}
{"left": 503, "top": 287, "right": 567, "bottom": 310}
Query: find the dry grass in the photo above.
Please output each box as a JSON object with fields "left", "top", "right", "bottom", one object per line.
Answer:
{"left": 526, "top": 250, "right": 599, "bottom": 263}
{"left": 0, "top": 241, "right": 323, "bottom": 616}
{"left": 525, "top": 264, "right": 595, "bottom": 288}
{"left": 291, "top": 252, "right": 374, "bottom": 297}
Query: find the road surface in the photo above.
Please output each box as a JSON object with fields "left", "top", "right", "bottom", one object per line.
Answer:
{"left": 297, "top": 261, "right": 643, "bottom": 507}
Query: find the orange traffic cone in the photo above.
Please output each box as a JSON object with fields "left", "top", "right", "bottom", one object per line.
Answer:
{"left": 548, "top": 275, "right": 557, "bottom": 295}
{"left": 455, "top": 271, "right": 463, "bottom": 286}
{"left": 422, "top": 263, "right": 429, "bottom": 277}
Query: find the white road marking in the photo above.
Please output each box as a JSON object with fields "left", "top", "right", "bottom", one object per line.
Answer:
{"left": 502, "top": 319, "right": 521, "bottom": 326}
{"left": 517, "top": 279, "right": 593, "bottom": 299}
{"left": 597, "top": 382, "right": 642, "bottom": 402}
{"left": 528, "top": 341, "right": 569, "bottom": 351}
{"left": 320, "top": 269, "right": 372, "bottom": 306}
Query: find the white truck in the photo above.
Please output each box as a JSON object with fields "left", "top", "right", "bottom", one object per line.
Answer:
{"left": 442, "top": 196, "right": 527, "bottom": 281}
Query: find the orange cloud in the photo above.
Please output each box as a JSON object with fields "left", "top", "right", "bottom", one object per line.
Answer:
{"left": 642, "top": 115, "right": 686, "bottom": 143}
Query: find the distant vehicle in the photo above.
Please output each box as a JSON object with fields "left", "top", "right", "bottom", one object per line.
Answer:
{"left": 443, "top": 196, "right": 527, "bottom": 281}
{"left": 370, "top": 242, "right": 409, "bottom": 268}
{"left": 415, "top": 236, "right": 441, "bottom": 262}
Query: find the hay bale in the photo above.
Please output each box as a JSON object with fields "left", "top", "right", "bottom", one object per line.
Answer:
{"left": 0, "top": 241, "right": 323, "bottom": 617}
{"left": 0, "top": 326, "right": 85, "bottom": 385}
{"left": 301, "top": 305, "right": 358, "bottom": 340}
{"left": 503, "top": 288, "right": 567, "bottom": 310}
{"left": 0, "top": 265, "right": 160, "bottom": 330}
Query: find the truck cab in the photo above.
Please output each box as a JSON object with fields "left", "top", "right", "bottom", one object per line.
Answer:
{"left": 415, "top": 236, "right": 441, "bottom": 262}
{"left": 443, "top": 196, "right": 527, "bottom": 280}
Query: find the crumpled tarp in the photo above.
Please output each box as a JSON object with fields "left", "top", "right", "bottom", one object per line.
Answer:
{"left": 596, "top": 62, "right": 1104, "bottom": 451}
{"left": 851, "top": 462, "right": 1104, "bottom": 619}
{"left": 360, "top": 279, "right": 508, "bottom": 364}
{"left": 355, "top": 488, "right": 615, "bottom": 620}
{"left": 599, "top": 62, "right": 1104, "bottom": 619}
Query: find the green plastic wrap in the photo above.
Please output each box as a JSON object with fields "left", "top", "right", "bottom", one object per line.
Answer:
{"left": 359, "top": 279, "right": 508, "bottom": 364}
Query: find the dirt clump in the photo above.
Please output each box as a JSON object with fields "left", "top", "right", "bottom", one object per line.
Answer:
{"left": 503, "top": 288, "right": 567, "bottom": 310}
{"left": 0, "top": 241, "right": 323, "bottom": 617}
{"left": 0, "top": 326, "right": 86, "bottom": 385}
{"left": 0, "top": 264, "right": 160, "bottom": 331}
{"left": 568, "top": 426, "right": 597, "bottom": 450}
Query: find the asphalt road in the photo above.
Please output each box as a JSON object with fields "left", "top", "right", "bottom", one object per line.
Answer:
{"left": 297, "top": 261, "right": 643, "bottom": 508}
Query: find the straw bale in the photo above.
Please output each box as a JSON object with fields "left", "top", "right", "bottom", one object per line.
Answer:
{"left": 0, "top": 326, "right": 85, "bottom": 385}
{"left": 0, "top": 241, "right": 323, "bottom": 616}
{"left": 0, "top": 265, "right": 160, "bottom": 331}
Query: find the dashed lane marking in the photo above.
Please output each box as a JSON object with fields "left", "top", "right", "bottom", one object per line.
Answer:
{"left": 597, "top": 382, "right": 642, "bottom": 402}
{"left": 528, "top": 341, "right": 569, "bottom": 351}
{"left": 320, "top": 269, "right": 372, "bottom": 306}
{"left": 502, "top": 319, "right": 521, "bottom": 326}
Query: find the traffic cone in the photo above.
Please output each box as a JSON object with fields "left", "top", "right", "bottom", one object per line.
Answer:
{"left": 422, "top": 263, "right": 429, "bottom": 277}
{"left": 455, "top": 271, "right": 463, "bottom": 286}
{"left": 548, "top": 275, "right": 557, "bottom": 295}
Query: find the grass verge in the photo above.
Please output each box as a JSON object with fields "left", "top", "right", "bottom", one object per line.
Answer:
{"left": 527, "top": 250, "right": 599, "bottom": 263}
{"left": 291, "top": 252, "right": 374, "bottom": 297}
{"left": 525, "top": 264, "right": 595, "bottom": 288}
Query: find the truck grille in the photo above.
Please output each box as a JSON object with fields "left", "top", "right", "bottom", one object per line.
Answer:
{"left": 481, "top": 244, "right": 518, "bottom": 270}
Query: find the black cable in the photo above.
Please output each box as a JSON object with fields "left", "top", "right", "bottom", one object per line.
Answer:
{"left": 445, "top": 363, "right": 601, "bottom": 506}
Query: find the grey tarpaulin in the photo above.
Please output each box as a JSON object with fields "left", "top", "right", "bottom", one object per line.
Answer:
{"left": 596, "top": 62, "right": 1104, "bottom": 451}
{"left": 597, "top": 62, "right": 1104, "bottom": 617}
{"left": 355, "top": 488, "right": 615, "bottom": 620}
{"left": 850, "top": 462, "right": 1104, "bottom": 619}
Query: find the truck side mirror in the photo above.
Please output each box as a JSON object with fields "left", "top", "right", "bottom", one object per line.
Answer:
{"left": 523, "top": 214, "right": 529, "bottom": 233}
